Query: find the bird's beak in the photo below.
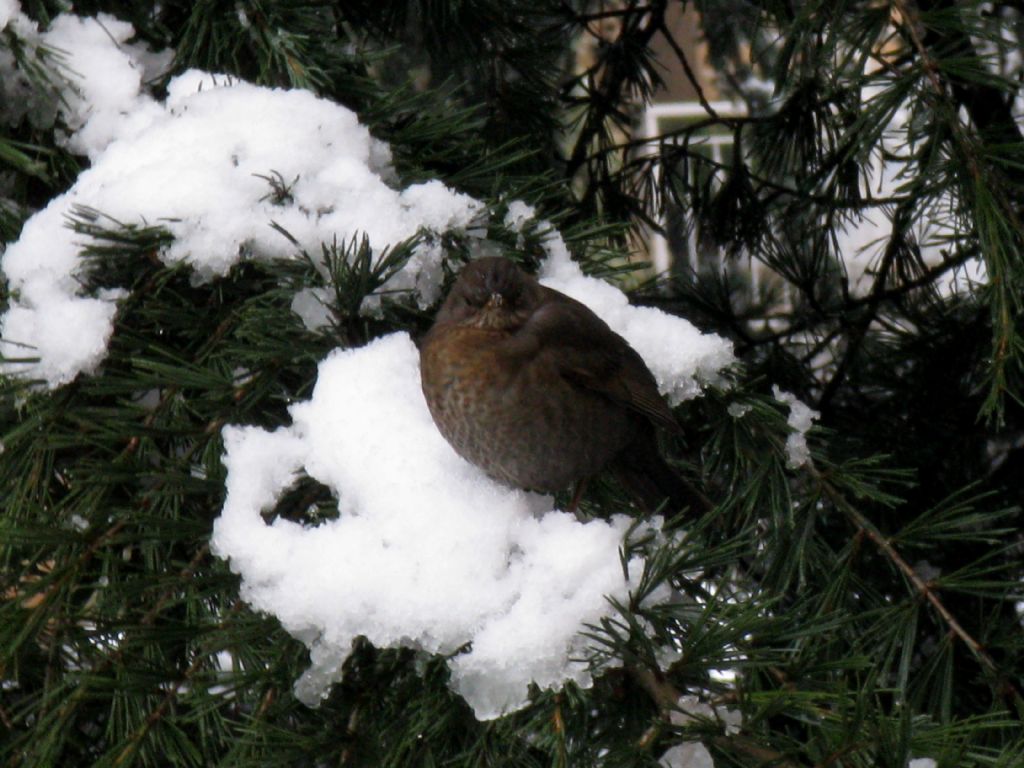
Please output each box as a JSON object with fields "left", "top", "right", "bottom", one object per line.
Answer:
{"left": 485, "top": 292, "right": 504, "bottom": 309}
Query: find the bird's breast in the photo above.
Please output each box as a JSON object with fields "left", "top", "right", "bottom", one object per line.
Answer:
{"left": 419, "top": 325, "right": 635, "bottom": 493}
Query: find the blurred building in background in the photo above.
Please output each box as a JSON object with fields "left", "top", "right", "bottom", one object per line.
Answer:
{"left": 639, "top": 4, "right": 770, "bottom": 293}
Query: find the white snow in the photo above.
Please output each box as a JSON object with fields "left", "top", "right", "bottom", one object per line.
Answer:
{"left": 660, "top": 742, "right": 713, "bottom": 768}
{"left": 908, "top": 759, "right": 937, "bottom": 768}
{"left": 0, "top": 0, "right": 19, "bottom": 31}
{"left": 660, "top": 695, "right": 741, "bottom": 767}
{"left": 537, "top": 223, "right": 734, "bottom": 404}
{"left": 290, "top": 287, "right": 334, "bottom": 332}
{"left": 503, "top": 199, "right": 536, "bottom": 247}
{"left": 772, "top": 385, "right": 819, "bottom": 469}
{"left": 670, "top": 694, "right": 741, "bottom": 732}
{"left": 0, "top": 18, "right": 482, "bottom": 387}
{"left": 727, "top": 402, "right": 751, "bottom": 419}
{"left": 43, "top": 14, "right": 167, "bottom": 158}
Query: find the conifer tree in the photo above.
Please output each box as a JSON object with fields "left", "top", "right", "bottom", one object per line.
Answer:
{"left": 2, "top": 1, "right": 1022, "bottom": 766}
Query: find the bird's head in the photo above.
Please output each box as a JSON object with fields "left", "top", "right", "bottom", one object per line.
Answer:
{"left": 436, "top": 257, "right": 542, "bottom": 331}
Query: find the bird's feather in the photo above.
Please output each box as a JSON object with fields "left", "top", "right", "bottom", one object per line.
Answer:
{"left": 521, "top": 288, "right": 682, "bottom": 434}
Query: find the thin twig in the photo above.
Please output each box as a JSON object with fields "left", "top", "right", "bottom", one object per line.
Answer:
{"left": 656, "top": 17, "right": 719, "bottom": 121}
{"left": 564, "top": 0, "right": 669, "bottom": 180}
{"left": 817, "top": 202, "right": 908, "bottom": 410}
{"left": 624, "top": 141, "right": 910, "bottom": 209}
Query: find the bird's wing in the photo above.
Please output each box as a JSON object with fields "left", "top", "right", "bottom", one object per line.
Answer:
{"left": 518, "top": 288, "right": 682, "bottom": 434}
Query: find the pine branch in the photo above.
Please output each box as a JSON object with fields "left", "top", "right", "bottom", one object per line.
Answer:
{"left": 109, "top": 546, "right": 215, "bottom": 767}
{"left": 893, "top": 0, "right": 1024, "bottom": 419}
{"left": 817, "top": 201, "right": 912, "bottom": 411}
{"left": 4, "top": 3, "right": 1024, "bottom": 764}
{"left": 913, "top": 0, "right": 1024, "bottom": 153}
{"left": 812, "top": 465, "right": 1024, "bottom": 719}
{"left": 562, "top": 0, "right": 668, "bottom": 219}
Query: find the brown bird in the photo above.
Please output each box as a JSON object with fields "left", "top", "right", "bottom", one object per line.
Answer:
{"left": 419, "top": 256, "right": 702, "bottom": 515}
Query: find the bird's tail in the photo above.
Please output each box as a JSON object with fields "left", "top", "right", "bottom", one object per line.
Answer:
{"left": 611, "top": 434, "right": 710, "bottom": 519}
